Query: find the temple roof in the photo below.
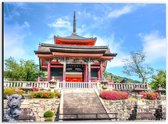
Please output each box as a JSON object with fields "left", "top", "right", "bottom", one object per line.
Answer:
{"left": 54, "top": 34, "right": 97, "bottom": 46}
{"left": 40, "top": 43, "right": 108, "bottom": 49}
{"left": 54, "top": 33, "right": 96, "bottom": 40}
{"left": 34, "top": 43, "right": 117, "bottom": 57}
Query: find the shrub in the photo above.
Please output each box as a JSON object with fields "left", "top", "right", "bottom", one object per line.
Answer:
{"left": 140, "top": 92, "right": 159, "bottom": 100}
{"left": 32, "top": 87, "right": 39, "bottom": 91}
{"left": 99, "top": 91, "right": 128, "bottom": 100}
{"left": 30, "top": 91, "right": 55, "bottom": 98}
{"left": 55, "top": 91, "right": 61, "bottom": 98}
{"left": 44, "top": 110, "right": 54, "bottom": 118}
{"left": 128, "top": 97, "right": 137, "bottom": 101}
{"left": 45, "top": 117, "right": 53, "bottom": 122}
{"left": 4, "top": 88, "right": 25, "bottom": 96}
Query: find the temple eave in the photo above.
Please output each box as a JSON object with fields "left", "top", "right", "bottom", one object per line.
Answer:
{"left": 55, "top": 37, "right": 97, "bottom": 41}
{"left": 52, "top": 52, "right": 103, "bottom": 57}
{"left": 37, "top": 54, "right": 53, "bottom": 58}
{"left": 50, "top": 48, "right": 106, "bottom": 53}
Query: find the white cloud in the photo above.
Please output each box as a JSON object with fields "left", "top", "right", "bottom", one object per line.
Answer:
{"left": 108, "top": 5, "right": 136, "bottom": 18}
{"left": 5, "top": 3, "right": 29, "bottom": 22}
{"left": 22, "top": 21, "right": 30, "bottom": 28}
{"left": 87, "top": 34, "right": 128, "bottom": 68}
{"left": 43, "top": 39, "right": 53, "bottom": 44}
{"left": 140, "top": 31, "right": 166, "bottom": 62}
{"left": 47, "top": 16, "right": 88, "bottom": 40}
{"left": 75, "top": 4, "right": 144, "bottom": 32}
{"left": 48, "top": 17, "right": 74, "bottom": 37}
{"left": 48, "top": 17, "right": 71, "bottom": 28}
{"left": 4, "top": 21, "right": 30, "bottom": 60}
{"left": 107, "top": 49, "right": 128, "bottom": 68}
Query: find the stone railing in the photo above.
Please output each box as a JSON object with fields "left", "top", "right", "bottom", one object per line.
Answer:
{"left": 4, "top": 81, "right": 50, "bottom": 89}
{"left": 4, "top": 81, "right": 97, "bottom": 89}
{"left": 108, "top": 83, "right": 148, "bottom": 91}
{"left": 4, "top": 81, "right": 148, "bottom": 90}
{"left": 58, "top": 82, "right": 97, "bottom": 88}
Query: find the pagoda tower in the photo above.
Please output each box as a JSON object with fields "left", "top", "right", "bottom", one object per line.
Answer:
{"left": 35, "top": 12, "right": 117, "bottom": 87}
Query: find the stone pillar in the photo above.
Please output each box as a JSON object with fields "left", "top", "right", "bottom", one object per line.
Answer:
{"left": 88, "top": 58, "right": 91, "bottom": 88}
{"left": 63, "top": 57, "right": 66, "bottom": 88}
{"left": 47, "top": 59, "right": 51, "bottom": 81}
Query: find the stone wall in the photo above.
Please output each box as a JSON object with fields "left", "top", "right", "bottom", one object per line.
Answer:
{"left": 102, "top": 99, "right": 166, "bottom": 120}
{"left": 4, "top": 99, "right": 60, "bottom": 122}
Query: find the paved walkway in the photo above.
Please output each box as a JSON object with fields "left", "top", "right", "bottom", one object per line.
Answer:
{"left": 62, "top": 89, "right": 109, "bottom": 120}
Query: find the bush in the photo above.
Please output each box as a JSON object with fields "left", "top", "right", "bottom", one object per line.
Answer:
{"left": 30, "top": 91, "right": 55, "bottom": 98}
{"left": 32, "top": 87, "right": 39, "bottom": 91}
{"left": 128, "top": 97, "right": 137, "bottom": 101}
{"left": 54, "top": 91, "right": 61, "bottom": 98}
{"left": 44, "top": 110, "right": 54, "bottom": 118}
{"left": 140, "top": 92, "right": 159, "bottom": 100}
{"left": 99, "top": 91, "right": 128, "bottom": 100}
{"left": 45, "top": 117, "right": 53, "bottom": 122}
{"left": 4, "top": 88, "right": 25, "bottom": 96}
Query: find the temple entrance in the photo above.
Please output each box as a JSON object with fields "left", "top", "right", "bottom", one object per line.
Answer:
{"left": 66, "top": 64, "right": 84, "bottom": 82}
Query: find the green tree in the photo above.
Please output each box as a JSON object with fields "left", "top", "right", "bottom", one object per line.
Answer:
{"left": 103, "top": 71, "right": 108, "bottom": 79}
{"left": 122, "top": 51, "right": 153, "bottom": 83}
{"left": 4, "top": 57, "right": 44, "bottom": 81}
{"left": 150, "top": 70, "right": 166, "bottom": 90}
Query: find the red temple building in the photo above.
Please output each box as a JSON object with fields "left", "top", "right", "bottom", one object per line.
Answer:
{"left": 34, "top": 12, "right": 117, "bottom": 86}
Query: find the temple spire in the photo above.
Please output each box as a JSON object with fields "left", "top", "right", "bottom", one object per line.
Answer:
{"left": 73, "top": 11, "right": 76, "bottom": 34}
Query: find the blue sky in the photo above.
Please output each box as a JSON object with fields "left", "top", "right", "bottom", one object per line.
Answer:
{"left": 4, "top": 3, "right": 166, "bottom": 81}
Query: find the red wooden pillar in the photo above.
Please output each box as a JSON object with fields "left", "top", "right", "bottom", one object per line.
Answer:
{"left": 84, "top": 65, "right": 88, "bottom": 82}
{"left": 100, "top": 61, "right": 103, "bottom": 81}
{"left": 47, "top": 59, "right": 51, "bottom": 81}
{"left": 83, "top": 65, "right": 85, "bottom": 82}
{"left": 98, "top": 68, "right": 100, "bottom": 81}
{"left": 63, "top": 57, "right": 66, "bottom": 88}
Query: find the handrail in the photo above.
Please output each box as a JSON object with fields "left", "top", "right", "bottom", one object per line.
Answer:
{"left": 59, "top": 113, "right": 117, "bottom": 115}
{"left": 108, "top": 83, "right": 148, "bottom": 90}
{"left": 56, "top": 112, "right": 118, "bottom": 121}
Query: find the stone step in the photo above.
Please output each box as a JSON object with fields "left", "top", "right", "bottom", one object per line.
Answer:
{"left": 62, "top": 89, "right": 109, "bottom": 120}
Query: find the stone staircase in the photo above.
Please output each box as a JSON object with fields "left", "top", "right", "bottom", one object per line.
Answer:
{"left": 62, "top": 89, "right": 109, "bottom": 120}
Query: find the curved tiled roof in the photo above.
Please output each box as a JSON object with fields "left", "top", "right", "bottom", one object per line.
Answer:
{"left": 55, "top": 33, "right": 96, "bottom": 40}
{"left": 40, "top": 43, "right": 108, "bottom": 49}
{"left": 34, "top": 43, "right": 117, "bottom": 57}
